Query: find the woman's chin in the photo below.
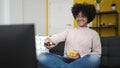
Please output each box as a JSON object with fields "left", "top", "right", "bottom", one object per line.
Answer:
{"left": 78, "top": 25, "right": 84, "bottom": 27}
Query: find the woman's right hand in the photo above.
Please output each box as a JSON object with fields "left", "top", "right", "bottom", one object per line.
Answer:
{"left": 44, "top": 38, "right": 55, "bottom": 49}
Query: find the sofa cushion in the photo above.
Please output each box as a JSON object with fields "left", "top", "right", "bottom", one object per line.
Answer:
{"left": 100, "top": 36, "right": 120, "bottom": 68}
{"left": 50, "top": 41, "right": 65, "bottom": 56}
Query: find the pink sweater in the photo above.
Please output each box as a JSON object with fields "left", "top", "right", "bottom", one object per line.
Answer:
{"left": 50, "top": 27, "right": 101, "bottom": 57}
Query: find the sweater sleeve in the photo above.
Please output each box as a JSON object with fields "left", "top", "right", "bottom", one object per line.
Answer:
{"left": 50, "top": 29, "right": 70, "bottom": 45}
{"left": 91, "top": 32, "right": 102, "bottom": 57}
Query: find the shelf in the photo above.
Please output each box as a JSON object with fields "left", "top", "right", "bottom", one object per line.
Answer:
{"left": 95, "top": 11, "right": 118, "bottom": 36}
{"left": 96, "top": 11, "right": 118, "bottom": 15}
{"left": 90, "top": 26, "right": 117, "bottom": 29}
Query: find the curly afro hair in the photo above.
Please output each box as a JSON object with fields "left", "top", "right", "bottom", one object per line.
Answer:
{"left": 72, "top": 3, "right": 96, "bottom": 23}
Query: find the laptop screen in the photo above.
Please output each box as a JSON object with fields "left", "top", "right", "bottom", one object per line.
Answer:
{"left": 0, "top": 24, "right": 37, "bottom": 68}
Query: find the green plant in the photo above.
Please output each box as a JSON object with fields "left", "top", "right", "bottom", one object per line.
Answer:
{"left": 95, "top": 0, "right": 102, "bottom": 4}
{"left": 112, "top": 3, "right": 116, "bottom": 6}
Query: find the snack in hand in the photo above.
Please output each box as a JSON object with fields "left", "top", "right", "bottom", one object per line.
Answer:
{"left": 67, "top": 50, "right": 77, "bottom": 57}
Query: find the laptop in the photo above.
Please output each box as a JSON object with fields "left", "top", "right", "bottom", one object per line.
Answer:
{"left": 0, "top": 24, "right": 37, "bottom": 68}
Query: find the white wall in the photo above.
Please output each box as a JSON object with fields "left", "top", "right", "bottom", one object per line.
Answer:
{"left": 23, "top": 0, "right": 46, "bottom": 35}
{"left": 0, "top": 0, "right": 4, "bottom": 24}
{"left": 0, "top": 0, "right": 10, "bottom": 24}
{"left": 0, "top": 0, "right": 46, "bottom": 35}
{"left": 10, "top": 0, "right": 23, "bottom": 24}
{"left": 0, "top": 0, "right": 74, "bottom": 35}
{"left": 48, "top": 0, "right": 74, "bottom": 35}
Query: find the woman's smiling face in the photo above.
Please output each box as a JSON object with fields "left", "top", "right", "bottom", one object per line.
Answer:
{"left": 76, "top": 12, "right": 88, "bottom": 27}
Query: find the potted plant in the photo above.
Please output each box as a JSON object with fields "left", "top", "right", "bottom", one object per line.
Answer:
{"left": 95, "top": 0, "right": 102, "bottom": 4}
{"left": 95, "top": 0, "right": 102, "bottom": 12}
{"left": 111, "top": 3, "right": 116, "bottom": 11}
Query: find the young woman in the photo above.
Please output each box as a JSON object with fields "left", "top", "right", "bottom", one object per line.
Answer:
{"left": 38, "top": 3, "right": 101, "bottom": 68}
